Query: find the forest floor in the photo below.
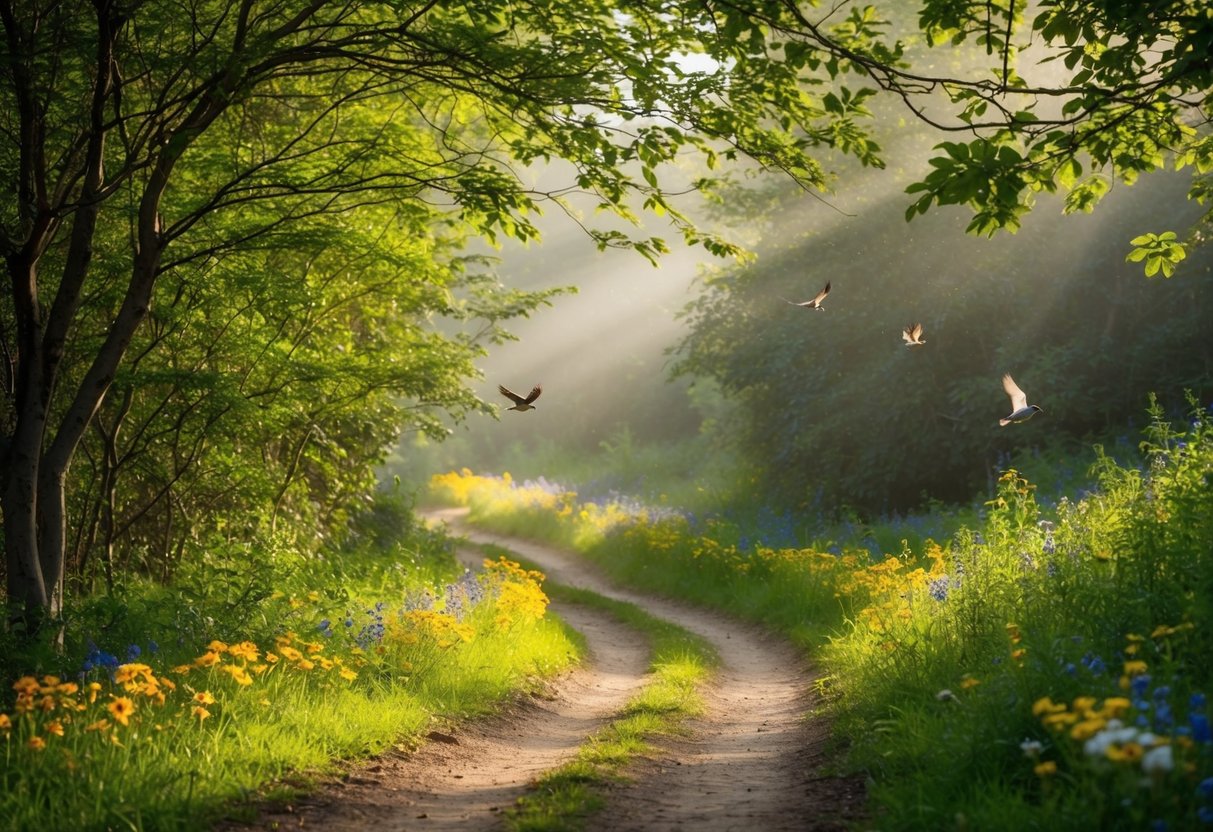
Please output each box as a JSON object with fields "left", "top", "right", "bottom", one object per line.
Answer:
{"left": 224, "top": 508, "right": 865, "bottom": 831}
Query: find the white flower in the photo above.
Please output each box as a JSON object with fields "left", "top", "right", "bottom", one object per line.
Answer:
{"left": 1141, "top": 745, "right": 1173, "bottom": 774}
{"left": 1020, "top": 739, "right": 1044, "bottom": 758}
{"left": 936, "top": 689, "right": 956, "bottom": 702}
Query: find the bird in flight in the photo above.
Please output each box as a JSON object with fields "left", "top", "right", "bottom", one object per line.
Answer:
{"left": 902, "top": 323, "right": 926, "bottom": 346}
{"left": 499, "top": 383, "right": 542, "bottom": 412}
{"left": 1000, "top": 374, "right": 1043, "bottom": 426}
{"left": 780, "top": 281, "right": 830, "bottom": 311}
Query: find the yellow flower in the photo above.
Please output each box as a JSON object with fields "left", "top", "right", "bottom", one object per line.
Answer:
{"left": 264, "top": 652, "right": 280, "bottom": 664}
{"left": 46, "top": 720, "right": 65, "bottom": 737}
{"left": 1070, "top": 718, "right": 1107, "bottom": 741}
{"left": 1123, "top": 660, "right": 1148, "bottom": 676}
{"left": 1107, "top": 742, "right": 1144, "bottom": 763}
{"left": 193, "top": 706, "right": 211, "bottom": 721}
{"left": 194, "top": 691, "right": 216, "bottom": 705}
{"left": 1011, "top": 648, "right": 1027, "bottom": 662}
{"left": 0, "top": 713, "right": 10, "bottom": 731}
{"left": 296, "top": 659, "right": 315, "bottom": 671}
{"left": 1033, "top": 697, "right": 1066, "bottom": 717}
{"left": 278, "top": 646, "right": 303, "bottom": 662}
{"left": 87, "top": 681, "right": 102, "bottom": 702}
{"left": 84, "top": 719, "right": 110, "bottom": 732}
{"left": 27, "top": 736, "right": 46, "bottom": 751}
{"left": 960, "top": 676, "right": 981, "bottom": 690}
{"left": 194, "top": 651, "right": 222, "bottom": 668}
{"left": 12, "top": 676, "right": 40, "bottom": 696}
{"left": 171, "top": 664, "right": 194, "bottom": 675}
{"left": 207, "top": 640, "right": 229, "bottom": 653}
{"left": 339, "top": 668, "right": 358, "bottom": 682}
{"left": 1072, "top": 696, "right": 1098, "bottom": 716}
{"left": 228, "top": 641, "right": 260, "bottom": 662}
{"left": 1033, "top": 760, "right": 1057, "bottom": 777}
{"left": 108, "top": 696, "right": 135, "bottom": 726}
{"left": 1101, "top": 697, "right": 1132, "bottom": 717}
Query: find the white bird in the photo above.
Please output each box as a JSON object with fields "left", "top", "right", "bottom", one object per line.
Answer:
{"left": 499, "top": 383, "right": 542, "bottom": 412}
{"left": 1000, "top": 374, "right": 1043, "bottom": 426}
{"left": 902, "top": 323, "right": 925, "bottom": 346}
{"left": 780, "top": 281, "right": 830, "bottom": 311}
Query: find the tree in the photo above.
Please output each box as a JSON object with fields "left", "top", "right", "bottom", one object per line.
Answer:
{"left": 0, "top": 0, "right": 895, "bottom": 629}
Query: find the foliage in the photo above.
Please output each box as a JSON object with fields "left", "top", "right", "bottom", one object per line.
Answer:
{"left": 437, "top": 397, "right": 1213, "bottom": 829}
{"left": 0, "top": 518, "right": 577, "bottom": 831}
{"left": 672, "top": 168, "right": 1213, "bottom": 513}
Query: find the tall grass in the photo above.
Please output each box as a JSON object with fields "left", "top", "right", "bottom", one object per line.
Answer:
{"left": 0, "top": 501, "right": 581, "bottom": 831}
{"left": 430, "top": 397, "right": 1213, "bottom": 830}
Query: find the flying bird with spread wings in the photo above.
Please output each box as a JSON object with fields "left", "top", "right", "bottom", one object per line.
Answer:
{"left": 902, "top": 323, "right": 926, "bottom": 346}
{"left": 780, "top": 281, "right": 831, "bottom": 311}
{"left": 499, "top": 383, "right": 542, "bottom": 412}
{"left": 1000, "top": 374, "right": 1043, "bottom": 426}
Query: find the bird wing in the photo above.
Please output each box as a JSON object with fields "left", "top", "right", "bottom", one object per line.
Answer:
{"left": 812, "top": 281, "right": 831, "bottom": 305}
{"left": 1002, "top": 374, "right": 1027, "bottom": 410}
{"left": 522, "top": 384, "right": 542, "bottom": 404}
{"left": 498, "top": 384, "right": 525, "bottom": 405}
{"left": 901, "top": 326, "right": 913, "bottom": 344}
{"left": 912, "top": 322, "right": 923, "bottom": 341}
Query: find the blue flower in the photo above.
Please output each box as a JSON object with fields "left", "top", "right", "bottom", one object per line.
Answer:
{"left": 1154, "top": 686, "right": 1171, "bottom": 700}
{"left": 928, "top": 576, "right": 950, "bottom": 602}
{"left": 1192, "top": 692, "right": 1208, "bottom": 710}
{"left": 1063, "top": 663, "right": 1077, "bottom": 676}
{"left": 147, "top": 640, "right": 159, "bottom": 653}
{"left": 1192, "top": 713, "right": 1213, "bottom": 744}
{"left": 1131, "top": 674, "right": 1152, "bottom": 698}
{"left": 125, "top": 644, "right": 142, "bottom": 661}
{"left": 1198, "top": 776, "right": 1213, "bottom": 798}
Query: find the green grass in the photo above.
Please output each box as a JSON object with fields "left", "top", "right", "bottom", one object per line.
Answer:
{"left": 0, "top": 514, "right": 583, "bottom": 832}
{"left": 433, "top": 397, "right": 1213, "bottom": 831}
{"left": 471, "top": 544, "right": 718, "bottom": 832}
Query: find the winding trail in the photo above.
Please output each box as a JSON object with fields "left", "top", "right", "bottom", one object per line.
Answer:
{"left": 224, "top": 509, "right": 864, "bottom": 831}
{"left": 432, "top": 508, "right": 864, "bottom": 832}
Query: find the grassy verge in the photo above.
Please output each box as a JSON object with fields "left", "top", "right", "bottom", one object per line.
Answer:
{"left": 430, "top": 398, "right": 1213, "bottom": 831}
{"left": 471, "top": 543, "right": 718, "bottom": 832}
{"left": 0, "top": 513, "right": 582, "bottom": 831}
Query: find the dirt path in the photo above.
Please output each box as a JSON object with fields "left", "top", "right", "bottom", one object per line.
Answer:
{"left": 225, "top": 509, "right": 864, "bottom": 830}
{"left": 432, "top": 509, "right": 865, "bottom": 832}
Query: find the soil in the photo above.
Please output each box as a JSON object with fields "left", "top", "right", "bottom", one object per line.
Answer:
{"left": 221, "top": 508, "right": 866, "bottom": 831}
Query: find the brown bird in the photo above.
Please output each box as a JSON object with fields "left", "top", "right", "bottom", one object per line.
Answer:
{"left": 780, "top": 281, "right": 831, "bottom": 311}
{"left": 902, "top": 323, "right": 926, "bottom": 346}
{"left": 499, "top": 383, "right": 542, "bottom": 412}
{"left": 999, "top": 374, "right": 1043, "bottom": 426}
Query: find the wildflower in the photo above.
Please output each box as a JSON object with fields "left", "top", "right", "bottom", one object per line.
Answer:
{"left": 1198, "top": 777, "right": 1213, "bottom": 797}
{"left": 108, "top": 696, "right": 135, "bottom": 726}
{"left": 1034, "top": 760, "right": 1057, "bottom": 777}
{"left": 207, "top": 640, "right": 229, "bottom": 653}
{"left": 1141, "top": 744, "right": 1173, "bottom": 774}
{"left": 194, "top": 651, "right": 222, "bottom": 668}
{"left": 960, "top": 676, "right": 981, "bottom": 690}
{"left": 84, "top": 719, "right": 110, "bottom": 732}
{"left": 1020, "top": 738, "right": 1044, "bottom": 758}
{"left": 12, "top": 676, "right": 39, "bottom": 696}
{"left": 1107, "top": 742, "right": 1144, "bottom": 763}
{"left": 194, "top": 691, "right": 216, "bottom": 705}
{"left": 1191, "top": 713, "right": 1213, "bottom": 744}
{"left": 193, "top": 706, "right": 211, "bottom": 721}
{"left": 936, "top": 689, "right": 957, "bottom": 702}
{"left": 1011, "top": 648, "right": 1028, "bottom": 663}
{"left": 339, "top": 668, "right": 358, "bottom": 682}
{"left": 27, "top": 736, "right": 46, "bottom": 751}
{"left": 1071, "top": 718, "right": 1108, "bottom": 741}
{"left": 264, "top": 652, "right": 280, "bottom": 664}
{"left": 228, "top": 642, "right": 260, "bottom": 662}
{"left": 297, "top": 659, "right": 315, "bottom": 671}
{"left": 1124, "top": 660, "right": 1149, "bottom": 676}
{"left": 46, "top": 720, "right": 64, "bottom": 737}
{"left": 1033, "top": 697, "right": 1066, "bottom": 717}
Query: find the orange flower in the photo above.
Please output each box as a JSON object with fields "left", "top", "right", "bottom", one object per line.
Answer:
{"left": 207, "top": 640, "right": 229, "bottom": 653}
{"left": 27, "top": 736, "right": 46, "bottom": 751}
{"left": 84, "top": 719, "right": 110, "bottom": 732}
{"left": 46, "top": 720, "right": 65, "bottom": 737}
{"left": 0, "top": 713, "right": 11, "bottom": 731}
{"left": 228, "top": 641, "right": 260, "bottom": 662}
{"left": 194, "top": 691, "right": 216, "bottom": 705}
{"left": 339, "top": 668, "right": 358, "bottom": 682}
{"left": 192, "top": 706, "right": 211, "bottom": 721}
{"left": 108, "top": 696, "right": 135, "bottom": 726}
